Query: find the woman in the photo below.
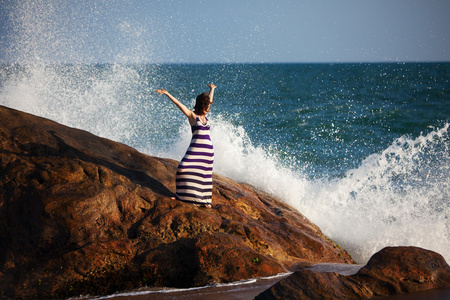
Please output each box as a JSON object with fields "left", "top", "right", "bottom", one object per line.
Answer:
{"left": 156, "top": 84, "right": 216, "bottom": 208}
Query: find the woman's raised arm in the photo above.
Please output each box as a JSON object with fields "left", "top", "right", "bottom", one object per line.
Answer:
{"left": 156, "top": 88, "right": 196, "bottom": 123}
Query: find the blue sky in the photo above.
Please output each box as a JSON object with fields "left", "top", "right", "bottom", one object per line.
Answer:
{"left": 1, "top": 0, "right": 449, "bottom": 63}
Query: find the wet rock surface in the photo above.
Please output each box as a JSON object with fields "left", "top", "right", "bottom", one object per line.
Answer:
{"left": 0, "top": 106, "right": 353, "bottom": 299}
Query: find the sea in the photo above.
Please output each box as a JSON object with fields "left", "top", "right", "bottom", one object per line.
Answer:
{"left": 1, "top": 62, "right": 449, "bottom": 266}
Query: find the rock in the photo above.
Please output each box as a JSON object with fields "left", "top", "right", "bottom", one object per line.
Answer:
{"left": 0, "top": 105, "right": 354, "bottom": 299}
{"left": 255, "top": 246, "right": 450, "bottom": 299}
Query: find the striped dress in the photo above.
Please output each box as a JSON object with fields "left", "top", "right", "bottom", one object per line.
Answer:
{"left": 175, "top": 116, "right": 214, "bottom": 205}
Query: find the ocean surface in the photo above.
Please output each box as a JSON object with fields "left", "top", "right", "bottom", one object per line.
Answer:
{"left": 1, "top": 62, "right": 449, "bottom": 265}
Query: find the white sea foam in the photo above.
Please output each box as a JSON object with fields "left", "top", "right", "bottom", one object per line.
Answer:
{"left": 89, "top": 272, "right": 290, "bottom": 300}
{"left": 309, "top": 125, "right": 449, "bottom": 262}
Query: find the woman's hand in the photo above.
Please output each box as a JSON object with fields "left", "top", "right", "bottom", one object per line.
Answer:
{"left": 156, "top": 88, "right": 168, "bottom": 95}
{"left": 207, "top": 84, "right": 216, "bottom": 104}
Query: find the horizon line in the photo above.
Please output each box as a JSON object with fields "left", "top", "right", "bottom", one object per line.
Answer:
{"left": 1, "top": 60, "right": 449, "bottom": 66}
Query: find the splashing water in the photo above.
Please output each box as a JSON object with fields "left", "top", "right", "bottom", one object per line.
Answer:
{"left": 305, "top": 125, "right": 450, "bottom": 262}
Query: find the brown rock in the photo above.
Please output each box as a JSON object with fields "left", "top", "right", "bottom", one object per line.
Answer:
{"left": 255, "top": 246, "right": 450, "bottom": 299}
{"left": 0, "top": 105, "right": 354, "bottom": 299}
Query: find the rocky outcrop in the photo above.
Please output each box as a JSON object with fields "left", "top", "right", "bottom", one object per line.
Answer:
{"left": 256, "top": 246, "right": 450, "bottom": 299}
{"left": 0, "top": 106, "right": 353, "bottom": 299}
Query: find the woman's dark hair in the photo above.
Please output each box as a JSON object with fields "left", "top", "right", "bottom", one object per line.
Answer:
{"left": 194, "top": 92, "right": 211, "bottom": 115}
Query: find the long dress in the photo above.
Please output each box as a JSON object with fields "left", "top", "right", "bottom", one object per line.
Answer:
{"left": 175, "top": 115, "right": 214, "bottom": 205}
